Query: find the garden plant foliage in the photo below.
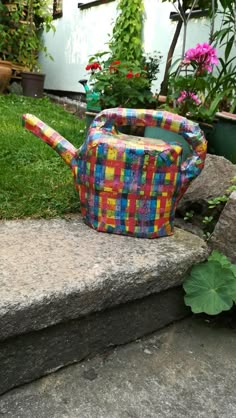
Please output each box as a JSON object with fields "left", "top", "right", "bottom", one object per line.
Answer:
{"left": 183, "top": 251, "right": 236, "bottom": 315}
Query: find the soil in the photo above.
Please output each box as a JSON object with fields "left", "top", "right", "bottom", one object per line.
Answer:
{"left": 197, "top": 305, "right": 236, "bottom": 329}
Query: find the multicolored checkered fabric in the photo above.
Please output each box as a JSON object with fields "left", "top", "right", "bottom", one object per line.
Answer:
{"left": 22, "top": 108, "right": 207, "bottom": 238}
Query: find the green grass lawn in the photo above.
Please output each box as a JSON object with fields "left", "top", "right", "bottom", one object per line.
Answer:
{"left": 0, "top": 94, "right": 86, "bottom": 219}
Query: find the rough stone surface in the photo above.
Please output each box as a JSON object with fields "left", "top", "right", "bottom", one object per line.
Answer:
{"left": 0, "top": 287, "right": 189, "bottom": 395}
{"left": 177, "top": 154, "right": 236, "bottom": 214}
{"left": 1, "top": 316, "right": 236, "bottom": 418}
{"left": 174, "top": 217, "right": 204, "bottom": 238}
{"left": 0, "top": 217, "right": 208, "bottom": 341}
{"left": 8, "top": 81, "right": 23, "bottom": 95}
{"left": 209, "top": 191, "right": 236, "bottom": 262}
{"left": 47, "top": 94, "right": 86, "bottom": 118}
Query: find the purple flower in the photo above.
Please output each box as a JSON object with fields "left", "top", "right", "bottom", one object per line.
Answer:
{"left": 184, "top": 43, "right": 218, "bottom": 73}
{"left": 177, "top": 91, "right": 201, "bottom": 105}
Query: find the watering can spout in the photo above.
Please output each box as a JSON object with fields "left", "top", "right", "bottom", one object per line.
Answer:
{"left": 22, "top": 114, "right": 77, "bottom": 168}
{"left": 79, "top": 79, "right": 90, "bottom": 93}
{"left": 79, "top": 79, "right": 101, "bottom": 112}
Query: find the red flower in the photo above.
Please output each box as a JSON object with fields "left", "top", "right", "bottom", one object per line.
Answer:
{"left": 109, "top": 60, "right": 121, "bottom": 73}
{"left": 85, "top": 62, "right": 102, "bottom": 71}
{"left": 135, "top": 73, "right": 140, "bottom": 77}
{"left": 126, "top": 70, "right": 133, "bottom": 78}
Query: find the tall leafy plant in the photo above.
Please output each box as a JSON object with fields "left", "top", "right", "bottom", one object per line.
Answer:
{"left": 83, "top": 0, "right": 162, "bottom": 110}
{"left": 211, "top": 0, "right": 236, "bottom": 112}
{"left": 17, "top": 0, "right": 55, "bottom": 71}
{"left": 109, "top": 0, "right": 144, "bottom": 64}
{"left": 0, "top": 0, "right": 54, "bottom": 70}
{"left": 159, "top": 0, "right": 215, "bottom": 96}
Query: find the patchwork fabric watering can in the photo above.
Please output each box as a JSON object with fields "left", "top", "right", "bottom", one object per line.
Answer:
{"left": 22, "top": 108, "right": 207, "bottom": 238}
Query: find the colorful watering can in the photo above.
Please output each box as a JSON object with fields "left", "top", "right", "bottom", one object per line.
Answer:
{"left": 22, "top": 108, "right": 207, "bottom": 238}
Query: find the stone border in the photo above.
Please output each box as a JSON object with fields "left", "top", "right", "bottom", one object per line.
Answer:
{"left": 0, "top": 287, "right": 189, "bottom": 395}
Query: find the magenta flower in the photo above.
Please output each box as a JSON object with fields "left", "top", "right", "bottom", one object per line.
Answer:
{"left": 177, "top": 91, "right": 201, "bottom": 105}
{"left": 184, "top": 43, "right": 218, "bottom": 73}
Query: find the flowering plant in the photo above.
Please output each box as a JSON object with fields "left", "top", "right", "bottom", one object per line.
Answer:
{"left": 84, "top": 52, "right": 161, "bottom": 109}
{"left": 167, "top": 42, "right": 234, "bottom": 122}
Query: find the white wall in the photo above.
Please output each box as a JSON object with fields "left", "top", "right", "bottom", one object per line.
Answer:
{"left": 40, "top": 0, "right": 118, "bottom": 92}
{"left": 143, "top": 0, "right": 212, "bottom": 94}
{"left": 40, "top": 0, "right": 233, "bottom": 94}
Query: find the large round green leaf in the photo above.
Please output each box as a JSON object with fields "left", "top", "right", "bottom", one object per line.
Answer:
{"left": 208, "top": 250, "right": 232, "bottom": 268}
{"left": 183, "top": 260, "right": 236, "bottom": 315}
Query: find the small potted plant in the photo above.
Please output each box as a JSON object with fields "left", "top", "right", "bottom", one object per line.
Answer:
{"left": 0, "top": 0, "right": 55, "bottom": 97}
{"left": 19, "top": 0, "right": 55, "bottom": 98}
{"left": 81, "top": 51, "right": 162, "bottom": 132}
{"left": 0, "top": 1, "right": 17, "bottom": 93}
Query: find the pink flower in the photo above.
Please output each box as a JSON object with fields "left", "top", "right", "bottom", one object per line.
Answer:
{"left": 184, "top": 43, "right": 218, "bottom": 73}
{"left": 177, "top": 91, "right": 201, "bottom": 105}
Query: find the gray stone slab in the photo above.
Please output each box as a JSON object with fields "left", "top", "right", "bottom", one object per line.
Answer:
{"left": 178, "top": 154, "right": 236, "bottom": 213}
{"left": 210, "top": 191, "right": 236, "bottom": 263}
{"left": 1, "top": 316, "right": 236, "bottom": 418}
{"left": 0, "top": 287, "right": 189, "bottom": 395}
{"left": 0, "top": 217, "right": 208, "bottom": 341}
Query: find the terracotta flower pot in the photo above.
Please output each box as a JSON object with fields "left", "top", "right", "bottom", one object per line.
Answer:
{"left": 0, "top": 60, "right": 12, "bottom": 94}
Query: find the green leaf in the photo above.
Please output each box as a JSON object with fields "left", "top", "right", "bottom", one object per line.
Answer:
{"left": 183, "top": 261, "right": 236, "bottom": 315}
{"left": 225, "top": 37, "right": 234, "bottom": 61}
{"left": 208, "top": 250, "right": 232, "bottom": 268}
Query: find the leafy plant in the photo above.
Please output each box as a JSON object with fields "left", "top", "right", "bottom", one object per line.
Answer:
{"left": 0, "top": 2, "right": 24, "bottom": 61}
{"left": 141, "top": 51, "right": 163, "bottom": 86}
{"left": 85, "top": 53, "right": 155, "bottom": 109}
{"left": 202, "top": 215, "right": 214, "bottom": 224}
{"left": 159, "top": 0, "right": 236, "bottom": 110}
{"left": 109, "top": 0, "right": 144, "bottom": 63}
{"left": 159, "top": 0, "right": 213, "bottom": 96}
{"left": 211, "top": 1, "right": 236, "bottom": 113}
{"left": 213, "top": 0, "right": 236, "bottom": 62}
{"left": 83, "top": 0, "right": 162, "bottom": 109}
{"left": 167, "top": 42, "right": 223, "bottom": 122}
{"left": 0, "top": 0, "right": 55, "bottom": 70}
{"left": 184, "top": 210, "right": 194, "bottom": 221}
{"left": 183, "top": 250, "right": 236, "bottom": 315}
{"left": 183, "top": 176, "right": 236, "bottom": 237}
{"left": 207, "top": 195, "right": 228, "bottom": 209}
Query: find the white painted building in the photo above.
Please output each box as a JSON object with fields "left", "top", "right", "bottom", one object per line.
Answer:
{"left": 40, "top": 0, "right": 234, "bottom": 94}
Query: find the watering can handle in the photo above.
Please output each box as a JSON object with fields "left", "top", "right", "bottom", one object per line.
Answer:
{"left": 91, "top": 108, "right": 207, "bottom": 183}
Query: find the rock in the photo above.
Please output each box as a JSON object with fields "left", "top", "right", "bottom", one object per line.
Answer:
{"left": 0, "top": 217, "right": 208, "bottom": 341}
{"left": 174, "top": 217, "right": 204, "bottom": 238}
{"left": 177, "top": 154, "right": 236, "bottom": 215}
{"left": 209, "top": 191, "right": 236, "bottom": 263}
{"left": 8, "top": 81, "right": 23, "bottom": 95}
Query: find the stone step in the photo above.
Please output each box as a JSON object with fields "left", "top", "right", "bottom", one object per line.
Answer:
{"left": 1, "top": 317, "right": 235, "bottom": 418}
{"left": 0, "top": 217, "right": 208, "bottom": 394}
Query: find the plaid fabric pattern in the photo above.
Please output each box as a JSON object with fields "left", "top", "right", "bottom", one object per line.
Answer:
{"left": 22, "top": 108, "right": 207, "bottom": 238}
